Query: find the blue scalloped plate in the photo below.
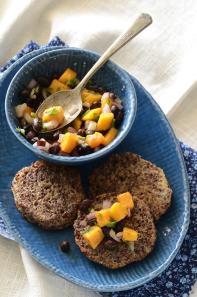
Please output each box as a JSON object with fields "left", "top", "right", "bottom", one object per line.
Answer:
{"left": 0, "top": 47, "right": 190, "bottom": 292}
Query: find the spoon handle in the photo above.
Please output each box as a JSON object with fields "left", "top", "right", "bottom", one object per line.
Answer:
{"left": 77, "top": 13, "right": 152, "bottom": 89}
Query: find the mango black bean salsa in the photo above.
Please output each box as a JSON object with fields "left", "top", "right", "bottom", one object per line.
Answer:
{"left": 15, "top": 68, "right": 124, "bottom": 156}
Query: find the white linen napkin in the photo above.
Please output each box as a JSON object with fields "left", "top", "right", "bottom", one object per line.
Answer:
{"left": 0, "top": 0, "right": 197, "bottom": 297}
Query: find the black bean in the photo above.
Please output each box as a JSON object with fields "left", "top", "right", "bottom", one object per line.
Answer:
{"left": 79, "top": 199, "right": 92, "bottom": 212}
{"left": 31, "top": 137, "right": 39, "bottom": 144}
{"left": 102, "top": 227, "right": 110, "bottom": 237}
{"left": 23, "top": 124, "right": 31, "bottom": 133}
{"left": 77, "top": 129, "right": 86, "bottom": 137}
{"left": 37, "top": 76, "right": 50, "bottom": 87}
{"left": 77, "top": 144, "right": 93, "bottom": 155}
{"left": 20, "top": 89, "right": 30, "bottom": 98}
{"left": 96, "top": 87, "right": 105, "bottom": 94}
{"left": 53, "top": 131, "right": 60, "bottom": 141}
{"left": 79, "top": 106, "right": 88, "bottom": 116}
{"left": 26, "top": 98, "right": 39, "bottom": 109}
{"left": 90, "top": 101, "right": 101, "bottom": 109}
{"left": 111, "top": 105, "right": 120, "bottom": 118}
{"left": 26, "top": 130, "right": 36, "bottom": 140}
{"left": 114, "top": 110, "right": 124, "bottom": 128}
{"left": 103, "top": 239, "right": 118, "bottom": 250}
{"left": 60, "top": 240, "right": 70, "bottom": 253}
{"left": 49, "top": 143, "right": 60, "bottom": 154}
{"left": 32, "top": 118, "right": 42, "bottom": 132}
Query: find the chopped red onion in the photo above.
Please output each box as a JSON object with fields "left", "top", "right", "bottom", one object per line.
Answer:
{"left": 67, "top": 127, "right": 77, "bottom": 134}
{"left": 101, "top": 92, "right": 110, "bottom": 100}
{"left": 116, "top": 232, "right": 123, "bottom": 239}
{"left": 102, "top": 104, "right": 111, "bottom": 113}
{"left": 109, "top": 229, "right": 121, "bottom": 242}
{"left": 27, "top": 79, "right": 37, "bottom": 89}
{"left": 102, "top": 200, "right": 112, "bottom": 209}
{"left": 128, "top": 241, "right": 135, "bottom": 252}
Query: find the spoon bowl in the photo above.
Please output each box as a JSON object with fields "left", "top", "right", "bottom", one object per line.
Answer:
{"left": 36, "top": 13, "right": 152, "bottom": 132}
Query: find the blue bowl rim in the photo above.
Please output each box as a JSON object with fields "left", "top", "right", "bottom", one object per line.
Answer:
{"left": 5, "top": 47, "right": 137, "bottom": 165}
{"left": 1, "top": 47, "right": 190, "bottom": 291}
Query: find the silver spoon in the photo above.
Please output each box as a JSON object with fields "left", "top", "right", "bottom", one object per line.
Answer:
{"left": 36, "top": 13, "right": 152, "bottom": 132}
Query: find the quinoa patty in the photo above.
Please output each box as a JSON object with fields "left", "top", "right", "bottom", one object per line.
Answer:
{"left": 12, "top": 160, "right": 84, "bottom": 230}
{"left": 74, "top": 193, "right": 156, "bottom": 269}
{"left": 89, "top": 153, "right": 172, "bottom": 220}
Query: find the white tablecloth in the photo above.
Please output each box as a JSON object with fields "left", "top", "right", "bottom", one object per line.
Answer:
{"left": 0, "top": 1, "right": 197, "bottom": 296}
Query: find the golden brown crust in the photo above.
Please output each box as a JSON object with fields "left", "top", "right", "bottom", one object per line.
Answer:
{"left": 89, "top": 153, "right": 172, "bottom": 220}
{"left": 12, "top": 160, "right": 84, "bottom": 230}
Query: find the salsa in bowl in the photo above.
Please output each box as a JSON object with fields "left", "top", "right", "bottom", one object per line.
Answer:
{"left": 5, "top": 48, "right": 137, "bottom": 165}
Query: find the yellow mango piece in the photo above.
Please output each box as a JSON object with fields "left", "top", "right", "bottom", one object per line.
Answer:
{"left": 48, "top": 79, "right": 70, "bottom": 94}
{"left": 82, "top": 108, "right": 102, "bottom": 121}
{"left": 96, "top": 113, "right": 114, "bottom": 131}
{"left": 42, "top": 106, "right": 64, "bottom": 124}
{"left": 103, "top": 127, "right": 118, "bottom": 146}
{"left": 110, "top": 202, "right": 128, "bottom": 222}
{"left": 101, "top": 97, "right": 112, "bottom": 110}
{"left": 86, "top": 132, "right": 105, "bottom": 148}
{"left": 122, "top": 227, "right": 138, "bottom": 241}
{"left": 117, "top": 192, "right": 134, "bottom": 209}
{"left": 96, "top": 209, "right": 111, "bottom": 227}
{"left": 24, "top": 106, "right": 32, "bottom": 115}
{"left": 60, "top": 132, "right": 78, "bottom": 153}
{"left": 83, "top": 226, "right": 104, "bottom": 249}
{"left": 72, "top": 117, "right": 82, "bottom": 130}
{"left": 81, "top": 89, "right": 102, "bottom": 104}
{"left": 59, "top": 68, "right": 77, "bottom": 84}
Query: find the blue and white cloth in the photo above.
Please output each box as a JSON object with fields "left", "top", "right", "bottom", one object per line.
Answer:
{"left": 0, "top": 39, "right": 196, "bottom": 297}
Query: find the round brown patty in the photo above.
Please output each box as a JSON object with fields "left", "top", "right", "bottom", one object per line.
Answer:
{"left": 74, "top": 193, "right": 156, "bottom": 269}
{"left": 12, "top": 160, "right": 84, "bottom": 230}
{"left": 89, "top": 152, "right": 172, "bottom": 220}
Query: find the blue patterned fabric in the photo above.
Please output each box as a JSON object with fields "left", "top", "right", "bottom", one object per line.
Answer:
{"left": 0, "top": 38, "right": 196, "bottom": 296}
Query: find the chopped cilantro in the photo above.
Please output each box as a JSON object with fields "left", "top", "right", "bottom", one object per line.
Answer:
{"left": 111, "top": 119, "right": 116, "bottom": 128}
{"left": 86, "top": 79, "right": 94, "bottom": 87}
{"left": 106, "top": 221, "right": 117, "bottom": 228}
{"left": 82, "top": 109, "right": 90, "bottom": 117}
{"left": 93, "top": 113, "right": 100, "bottom": 121}
{"left": 67, "top": 78, "right": 78, "bottom": 88}
{"left": 31, "top": 112, "right": 36, "bottom": 118}
{"left": 45, "top": 108, "right": 58, "bottom": 116}
{"left": 16, "top": 127, "right": 25, "bottom": 136}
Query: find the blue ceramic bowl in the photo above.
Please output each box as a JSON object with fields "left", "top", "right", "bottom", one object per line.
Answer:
{"left": 5, "top": 48, "right": 137, "bottom": 165}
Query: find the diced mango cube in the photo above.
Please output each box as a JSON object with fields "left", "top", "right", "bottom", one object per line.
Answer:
{"left": 59, "top": 68, "right": 77, "bottom": 84}
{"left": 82, "top": 108, "right": 102, "bottom": 121}
{"left": 86, "top": 132, "right": 105, "bottom": 148}
{"left": 81, "top": 89, "right": 102, "bottom": 104}
{"left": 103, "top": 127, "right": 118, "bottom": 146}
{"left": 48, "top": 79, "right": 70, "bottom": 94}
{"left": 72, "top": 116, "right": 82, "bottom": 130}
{"left": 60, "top": 132, "right": 78, "bottom": 153}
{"left": 110, "top": 202, "right": 128, "bottom": 222}
{"left": 117, "top": 192, "right": 134, "bottom": 209}
{"left": 42, "top": 106, "right": 64, "bottom": 124}
{"left": 96, "top": 113, "right": 114, "bottom": 131}
{"left": 83, "top": 226, "right": 104, "bottom": 249}
{"left": 96, "top": 209, "right": 111, "bottom": 227}
{"left": 122, "top": 227, "right": 138, "bottom": 241}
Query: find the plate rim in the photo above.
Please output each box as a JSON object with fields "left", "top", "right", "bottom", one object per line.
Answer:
{"left": 0, "top": 48, "right": 190, "bottom": 292}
